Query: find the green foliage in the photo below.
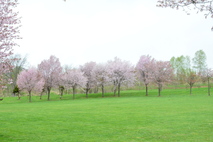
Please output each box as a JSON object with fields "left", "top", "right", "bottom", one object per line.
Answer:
{"left": 170, "top": 55, "right": 191, "bottom": 84}
{"left": 0, "top": 89, "right": 212, "bottom": 141}
{"left": 12, "top": 85, "right": 20, "bottom": 94}
{"left": 192, "top": 50, "right": 207, "bottom": 73}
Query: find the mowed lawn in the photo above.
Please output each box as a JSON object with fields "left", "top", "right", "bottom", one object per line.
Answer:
{"left": 0, "top": 88, "right": 213, "bottom": 142}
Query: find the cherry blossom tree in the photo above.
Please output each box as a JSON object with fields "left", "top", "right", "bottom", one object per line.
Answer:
{"left": 157, "top": 0, "right": 213, "bottom": 30}
{"left": 62, "top": 69, "right": 87, "bottom": 99}
{"left": 136, "top": 55, "right": 155, "bottom": 96}
{"left": 17, "top": 67, "right": 45, "bottom": 102}
{"left": 153, "top": 60, "right": 174, "bottom": 96}
{"left": 80, "top": 62, "right": 96, "bottom": 98}
{"left": 93, "top": 63, "right": 110, "bottom": 97}
{"left": 0, "top": 0, "right": 21, "bottom": 89}
{"left": 107, "top": 57, "right": 135, "bottom": 97}
{"left": 38, "top": 55, "right": 62, "bottom": 101}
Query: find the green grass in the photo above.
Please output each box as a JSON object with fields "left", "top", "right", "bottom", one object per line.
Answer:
{"left": 0, "top": 88, "right": 213, "bottom": 142}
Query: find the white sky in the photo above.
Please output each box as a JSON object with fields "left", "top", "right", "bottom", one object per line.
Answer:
{"left": 15, "top": 0, "right": 213, "bottom": 68}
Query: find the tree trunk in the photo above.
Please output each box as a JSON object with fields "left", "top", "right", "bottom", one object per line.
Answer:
{"left": 102, "top": 84, "right": 104, "bottom": 97}
{"left": 86, "top": 90, "right": 88, "bottom": 98}
{"left": 208, "top": 78, "right": 210, "bottom": 96}
{"left": 113, "top": 85, "right": 117, "bottom": 96}
{"left": 29, "top": 91, "right": 32, "bottom": 102}
{"left": 40, "top": 93, "right": 42, "bottom": 100}
{"left": 47, "top": 87, "right": 51, "bottom": 101}
{"left": 118, "top": 83, "right": 121, "bottom": 97}
{"left": 190, "top": 84, "right": 192, "bottom": 95}
{"left": 18, "top": 93, "right": 21, "bottom": 100}
{"left": 94, "top": 86, "right": 98, "bottom": 93}
{"left": 60, "top": 88, "right": 64, "bottom": 100}
{"left": 145, "top": 84, "right": 148, "bottom": 96}
{"left": 158, "top": 84, "right": 162, "bottom": 97}
{"left": 73, "top": 86, "right": 76, "bottom": 100}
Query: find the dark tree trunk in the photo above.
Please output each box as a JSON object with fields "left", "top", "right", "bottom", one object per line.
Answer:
{"left": 208, "top": 78, "right": 211, "bottom": 96}
{"left": 113, "top": 85, "right": 117, "bottom": 96}
{"left": 86, "top": 88, "right": 89, "bottom": 98}
{"left": 118, "top": 83, "right": 121, "bottom": 97}
{"left": 73, "top": 86, "right": 76, "bottom": 100}
{"left": 18, "top": 93, "right": 21, "bottom": 100}
{"left": 40, "top": 89, "right": 44, "bottom": 100}
{"left": 47, "top": 87, "right": 51, "bottom": 101}
{"left": 60, "top": 88, "right": 64, "bottom": 100}
{"left": 145, "top": 84, "right": 148, "bottom": 96}
{"left": 94, "top": 86, "right": 98, "bottom": 93}
{"left": 101, "top": 84, "right": 104, "bottom": 97}
{"left": 60, "top": 91, "right": 63, "bottom": 100}
{"left": 113, "top": 87, "right": 117, "bottom": 96}
{"left": 190, "top": 84, "right": 193, "bottom": 95}
{"left": 40, "top": 93, "right": 42, "bottom": 100}
{"left": 158, "top": 84, "right": 162, "bottom": 97}
{"left": 29, "top": 91, "right": 32, "bottom": 102}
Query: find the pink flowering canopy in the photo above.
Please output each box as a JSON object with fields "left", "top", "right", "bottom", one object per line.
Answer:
{"left": 38, "top": 55, "right": 62, "bottom": 90}
{"left": 153, "top": 61, "right": 174, "bottom": 84}
{"left": 80, "top": 61, "right": 96, "bottom": 93}
{"left": 107, "top": 57, "right": 135, "bottom": 86}
{"left": 136, "top": 55, "right": 155, "bottom": 86}
{"left": 38, "top": 55, "right": 62, "bottom": 100}
{"left": 17, "top": 67, "right": 45, "bottom": 94}
{"left": 107, "top": 57, "right": 135, "bottom": 97}
{"left": 62, "top": 69, "right": 87, "bottom": 89}
{"left": 0, "top": 0, "right": 21, "bottom": 88}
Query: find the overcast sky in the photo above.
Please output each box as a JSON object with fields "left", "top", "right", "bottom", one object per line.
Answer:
{"left": 15, "top": 0, "right": 213, "bottom": 68}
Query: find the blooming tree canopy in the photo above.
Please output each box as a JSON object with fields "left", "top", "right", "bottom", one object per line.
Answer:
{"left": 93, "top": 63, "right": 110, "bottom": 97}
{"left": 62, "top": 69, "right": 87, "bottom": 99}
{"left": 80, "top": 61, "right": 96, "bottom": 98}
{"left": 0, "top": 0, "right": 21, "bottom": 89}
{"left": 153, "top": 60, "right": 174, "bottom": 96}
{"left": 107, "top": 57, "right": 135, "bottom": 97}
{"left": 136, "top": 55, "right": 155, "bottom": 96}
{"left": 17, "top": 67, "right": 45, "bottom": 102}
{"left": 38, "top": 55, "right": 62, "bottom": 100}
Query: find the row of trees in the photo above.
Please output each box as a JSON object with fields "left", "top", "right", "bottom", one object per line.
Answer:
{"left": 170, "top": 50, "right": 213, "bottom": 95}
{"left": 15, "top": 55, "right": 174, "bottom": 102}
{"left": 1, "top": 0, "right": 213, "bottom": 102}
{"left": 14, "top": 49, "right": 213, "bottom": 102}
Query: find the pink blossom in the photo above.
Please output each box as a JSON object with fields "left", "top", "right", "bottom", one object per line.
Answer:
{"left": 0, "top": 0, "right": 21, "bottom": 89}
{"left": 17, "top": 67, "right": 45, "bottom": 102}
{"left": 38, "top": 55, "right": 62, "bottom": 100}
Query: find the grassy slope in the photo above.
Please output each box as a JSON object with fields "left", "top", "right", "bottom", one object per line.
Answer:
{"left": 0, "top": 88, "right": 213, "bottom": 142}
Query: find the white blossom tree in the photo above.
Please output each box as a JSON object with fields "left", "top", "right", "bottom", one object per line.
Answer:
{"left": 62, "top": 69, "right": 87, "bottom": 99}
{"left": 17, "top": 67, "right": 45, "bottom": 102}
{"left": 80, "top": 62, "right": 96, "bottom": 98}
{"left": 0, "top": 0, "right": 21, "bottom": 89}
{"left": 38, "top": 55, "right": 62, "bottom": 101}
{"left": 136, "top": 55, "right": 155, "bottom": 96}
{"left": 107, "top": 57, "right": 135, "bottom": 97}
{"left": 153, "top": 60, "right": 174, "bottom": 96}
{"left": 93, "top": 63, "right": 110, "bottom": 97}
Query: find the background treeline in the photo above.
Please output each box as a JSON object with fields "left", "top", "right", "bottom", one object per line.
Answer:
{"left": 1, "top": 50, "right": 212, "bottom": 102}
